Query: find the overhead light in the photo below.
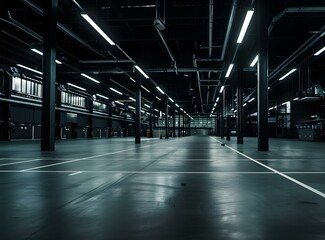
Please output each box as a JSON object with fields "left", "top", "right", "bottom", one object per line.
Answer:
{"left": 115, "top": 101, "right": 124, "bottom": 105}
{"left": 219, "top": 86, "right": 225, "bottom": 93}
{"left": 248, "top": 97, "right": 255, "bottom": 103}
{"left": 31, "top": 48, "right": 62, "bottom": 64}
{"left": 237, "top": 10, "right": 254, "bottom": 43}
{"left": 268, "top": 87, "right": 270, "bottom": 90}
{"left": 234, "top": 109, "right": 237, "bottom": 113}
{"left": 135, "top": 65, "right": 149, "bottom": 79}
{"left": 130, "top": 77, "right": 136, "bottom": 82}
{"left": 293, "top": 97, "right": 299, "bottom": 101}
{"left": 67, "top": 83, "right": 86, "bottom": 91}
{"left": 17, "top": 64, "right": 42, "bottom": 75}
{"left": 314, "top": 46, "right": 325, "bottom": 56}
{"left": 279, "top": 68, "right": 297, "bottom": 80}
{"left": 155, "top": 96, "right": 161, "bottom": 101}
{"left": 250, "top": 55, "right": 258, "bottom": 67}
{"left": 110, "top": 87, "right": 123, "bottom": 95}
{"left": 96, "top": 93, "right": 108, "bottom": 99}
{"left": 213, "top": 103, "right": 217, "bottom": 107}
{"left": 81, "top": 73, "right": 100, "bottom": 83}
{"left": 225, "top": 64, "right": 234, "bottom": 78}
{"left": 216, "top": 97, "right": 220, "bottom": 102}
{"left": 154, "top": 109, "right": 159, "bottom": 112}
{"left": 175, "top": 104, "right": 179, "bottom": 107}
{"left": 128, "top": 106, "right": 135, "bottom": 110}
{"left": 156, "top": 86, "right": 165, "bottom": 94}
{"left": 243, "top": 103, "right": 247, "bottom": 107}
{"left": 180, "top": 108, "right": 183, "bottom": 111}
{"left": 81, "top": 13, "right": 115, "bottom": 45}
{"left": 129, "top": 97, "right": 136, "bottom": 102}
{"left": 144, "top": 103, "right": 151, "bottom": 108}
{"left": 141, "top": 85, "right": 150, "bottom": 93}
{"left": 168, "top": 97, "right": 174, "bottom": 102}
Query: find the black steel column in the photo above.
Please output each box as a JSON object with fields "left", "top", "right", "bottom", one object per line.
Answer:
{"left": 216, "top": 115, "right": 220, "bottom": 136}
{"left": 87, "top": 99, "right": 93, "bottom": 138}
{"left": 41, "top": 0, "right": 58, "bottom": 151}
{"left": 149, "top": 102, "right": 153, "bottom": 138}
{"left": 257, "top": 0, "right": 269, "bottom": 151}
{"left": 226, "top": 115, "right": 231, "bottom": 140}
{"left": 172, "top": 110, "right": 176, "bottom": 137}
{"left": 178, "top": 113, "right": 181, "bottom": 137}
{"left": 237, "top": 63, "right": 244, "bottom": 144}
{"left": 2, "top": 72, "right": 12, "bottom": 140}
{"left": 55, "top": 90, "right": 61, "bottom": 139}
{"left": 220, "top": 90, "right": 225, "bottom": 139}
{"left": 165, "top": 100, "right": 169, "bottom": 139}
{"left": 182, "top": 113, "right": 185, "bottom": 136}
{"left": 135, "top": 80, "right": 141, "bottom": 143}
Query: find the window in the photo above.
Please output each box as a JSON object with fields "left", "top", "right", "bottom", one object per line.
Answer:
{"left": 61, "top": 91, "right": 86, "bottom": 108}
{"left": 11, "top": 76, "right": 42, "bottom": 98}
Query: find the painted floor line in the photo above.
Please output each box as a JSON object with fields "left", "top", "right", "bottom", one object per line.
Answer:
{"left": 0, "top": 158, "right": 41, "bottom": 167}
{"left": 211, "top": 137, "right": 325, "bottom": 199}
{"left": 69, "top": 171, "right": 83, "bottom": 176}
{"left": 2, "top": 170, "right": 325, "bottom": 174}
{"left": 19, "top": 140, "right": 166, "bottom": 172}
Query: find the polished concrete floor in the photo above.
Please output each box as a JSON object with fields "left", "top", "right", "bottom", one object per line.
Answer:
{"left": 0, "top": 136, "right": 325, "bottom": 239}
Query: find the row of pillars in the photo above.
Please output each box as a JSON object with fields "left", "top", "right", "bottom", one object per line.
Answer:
{"left": 40, "top": 0, "right": 268, "bottom": 151}
{"left": 218, "top": 0, "right": 269, "bottom": 151}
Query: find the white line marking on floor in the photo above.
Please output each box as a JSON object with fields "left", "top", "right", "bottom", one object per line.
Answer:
{"left": 69, "top": 171, "right": 82, "bottom": 176}
{"left": 19, "top": 143, "right": 155, "bottom": 172}
{"left": 0, "top": 159, "right": 41, "bottom": 167}
{"left": 211, "top": 137, "right": 325, "bottom": 199}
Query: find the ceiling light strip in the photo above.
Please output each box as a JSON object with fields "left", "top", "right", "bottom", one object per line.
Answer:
{"left": 279, "top": 68, "right": 297, "bottom": 80}
{"left": 81, "top": 13, "right": 115, "bottom": 46}
{"left": 135, "top": 65, "right": 149, "bottom": 79}
{"left": 237, "top": 10, "right": 254, "bottom": 43}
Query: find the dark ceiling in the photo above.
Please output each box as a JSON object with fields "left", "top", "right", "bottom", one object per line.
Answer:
{"left": 1, "top": 0, "right": 325, "bottom": 116}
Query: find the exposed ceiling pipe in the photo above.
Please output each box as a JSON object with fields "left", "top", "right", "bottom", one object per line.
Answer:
{"left": 79, "top": 59, "right": 133, "bottom": 64}
{"left": 207, "top": 0, "right": 214, "bottom": 107}
{"left": 269, "top": 7, "right": 325, "bottom": 35}
{"left": 220, "top": 0, "right": 238, "bottom": 61}
{"left": 193, "top": 55, "right": 204, "bottom": 113}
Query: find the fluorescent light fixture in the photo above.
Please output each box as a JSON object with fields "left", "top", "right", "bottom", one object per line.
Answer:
{"left": 115, "top": 101, "right": 124, "bottom": 105}
{"left": 219, "top": 86, "right": 225, "bottom": 93}
{"left": 268, "top": 87, "right": 270, "bottom": 90}
{"left": 175, "top": 104, "right": 179, "bottom": 107}
{"left": 250, "top": 55, "right": 258, "bottom": 67}
{"left": 130, "top": 77, "right": 136, "bottom": 82}
{"left": 129, "top": 97, "right": 136, "bottom": 102}
{"left": 156, "top": 86, "right": 165, "bottom": 94}
{"left": 213, "top": 103, "right": 217, "bottom": 107}
{"left": 81, "top": 13, "right": 115, "bottom": 46}
{"left": 81, "top": 73, "right": 100, "bottom": 83}
{"left": 279, "top": 68, "right": 297, "bottom": 80}
{"left": 293, "top": 97, "right": 299, "bottom": 101}
{"left": 237, "top": 10, "right": 254, "bottom": 43}
{"left": 135, "top": 65, "right": 149, "bottom": 79}
{"left": 168, "top": 97, "right": 174, "bottom": 102}
{"left": 234, "top": 110, "right": 237, "bottom": 113}
{"left": 248, "top": 97, "right": 255, "bottom": 103}
{"left": 180, "top": 108, "right": 183, "bottom": 111}
{"left": 216, "top": 97, "right": 220, "bottom": 102}
{"left": 110, "top": 87, "right": 123, "bottom": 95}
{"left": 225, "top": 64, "right": 234, "bottom": 78}
{"left": 144, "top": 103, "right": 151, "bottom": 108}
{"left": 31, "top": 48, "right": 62, "bottom": 64}
{"left": 96, "top": 93, "right": 108, "bottom": 99}
{"left": 155, "top": 96, "right": 161, "bottom": 101}
{"left": 243, "top": 103, "right": 247, "bottom": 107}
{"left": 17, "top": 64, "right": 42, "bottom": 75}
{"left": 67, "top": 83, "right": 86, "bottom": 91}
{"left": 154, "top": 109, "right": 159, "bottom": 112}
{"left": 314, "top": 46, "right": 325, "bottom": 56}
{"left": 141, "top": 85, "right": 150, "bottom": 93}
{"left": 128, "top": 106, "right": 135, "bottom": 110}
